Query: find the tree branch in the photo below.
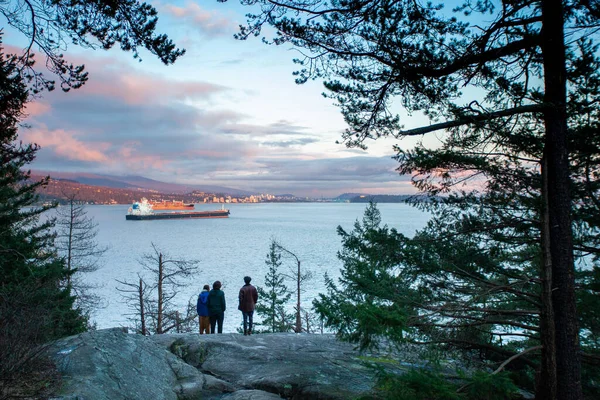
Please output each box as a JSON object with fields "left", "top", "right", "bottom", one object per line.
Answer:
{"left": 396, "top": 104, "right": 544, "bottom": 137}
{"left": 492, "top": 345, "right": 542, "bottom": 374}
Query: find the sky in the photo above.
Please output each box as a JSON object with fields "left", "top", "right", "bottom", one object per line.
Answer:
{"left": 5, "top": 0, "right": 435, "bottom": 197}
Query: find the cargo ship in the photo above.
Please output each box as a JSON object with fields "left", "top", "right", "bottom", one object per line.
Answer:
{"left": 148, "top": 200, "right": 194, "bottom": 210}
{"left": 126, "top": 198, "right": 229, "bottom": 220}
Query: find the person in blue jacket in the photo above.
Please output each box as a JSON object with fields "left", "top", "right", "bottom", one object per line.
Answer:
{"left": 196, "top": 284, "right": 210, "bottom": 334}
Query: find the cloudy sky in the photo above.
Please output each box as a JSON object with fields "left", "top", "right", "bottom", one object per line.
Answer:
{"left": 6, "top": 0, "right": 434, "bottom": 197}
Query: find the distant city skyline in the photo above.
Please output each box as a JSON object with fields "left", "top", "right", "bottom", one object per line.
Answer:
{"left": 6, "top": 0, "right": 433, "bottom": 197}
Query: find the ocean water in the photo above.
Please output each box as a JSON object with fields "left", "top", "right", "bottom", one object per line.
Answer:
{"left": 66, "top": 203, "right": 430, "bottom": 332}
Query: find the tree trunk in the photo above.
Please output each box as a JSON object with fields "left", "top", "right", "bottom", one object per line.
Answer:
{"left": 139, "top": 278, "right": 146, "bottom": 336}
{"left": 541, "top": 0, "right": 582, "bottom": 398}
{"left": 296, "top": 260, "right": 301, "bottom": 333}
{"left": 157, "top": 253, "right": 164, "bottom": 334}
{"left": 537, "top": 160, "right": 557, "bottom": 400}
{"left": 66, "top": 199, "right": 74, "bottom": 286}
{"left": 272, "top": 293, "right": 276, "bottom": 333}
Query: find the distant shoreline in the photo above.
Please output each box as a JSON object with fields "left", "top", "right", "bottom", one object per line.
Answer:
{"left": 33, "top": 175, "right": 420, "bottom": 205}
{"left": 36, "top": 198, "right": 419, "bottom": 206}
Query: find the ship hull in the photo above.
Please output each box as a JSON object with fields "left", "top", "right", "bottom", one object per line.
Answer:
{"left": 126, "top": 210, "right": 229, "bottom": 220}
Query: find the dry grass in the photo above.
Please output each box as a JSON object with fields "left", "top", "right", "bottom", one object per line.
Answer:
{"left": 0, "top": 357, "right": 61, "bottom": 400}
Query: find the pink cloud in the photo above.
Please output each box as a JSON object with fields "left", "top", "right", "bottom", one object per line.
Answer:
{"left": 23, "top": 49, "right": 228, "bottom": 105}
{"left": 193, "top": 149, "right": 236, "bottom": 159}
{"left": 163, "top": 3, "right": 236, "bottom": 36}
{"left": 1, "top": 43, "right": 30, "bottom": 57}
{"left": 3, "top": 42, "right": 227, "bottom": 105}
{"left": 23, "top": 127, "right": 170, "bottom": 172}
{"left": 81, "top": 69, "right": 226, "bottom": 105}
{"left": 24, "top": 126, "right": 110, "bottom": 163}
{"left": 117, "top": 142, "right": 141, "bottom": 158}
{"left": 115, "top": 141, "right": 169, "bottom": 170}
{"left": 25, "top": 101, "right": 51, "bottom": 116}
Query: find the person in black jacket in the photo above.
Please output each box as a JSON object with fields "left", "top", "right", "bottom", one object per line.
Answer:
{"left": 207, "top": 281, "right": 226, "bottom": 333}
{"left": 238, "top": 276, "right": 258, "bottom": 335}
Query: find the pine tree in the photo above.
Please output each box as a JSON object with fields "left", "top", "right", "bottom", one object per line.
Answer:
{"left": 229, "top": 0, "right": 600, "bottom": 400}
{"left": 228, "top": 1, "right": 600, "bottom": 396}
{"left": 314, "top": 201, "right": 409, "bottom": 349}
{"left": 55, "top": 194, "right": 108, "bottom": 316}
{"left": 0, "top": 40, "right": 86, "bottom": 385}
{"left": 316, "top": 190, "right": 600, "bottom": 395}
{"left": 255, "top": 240, "right": 293, "bottom": 332}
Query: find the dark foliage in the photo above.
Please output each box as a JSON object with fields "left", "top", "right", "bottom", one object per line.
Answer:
{"left": 370, "top": 367, "right": 519, "bottom": 400}
{"left": 229, "top": 1, "right": 600, "bottom": 398}
{"left": 0, "top": 38, "right": 86, "bottom": 390}
{"left": 1, "top": 0, "right": 185, "bottom": 92}
{"left": 314, "top": 201, "right": 408, "bottom": 350}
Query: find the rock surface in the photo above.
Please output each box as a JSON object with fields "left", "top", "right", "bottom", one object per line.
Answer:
{"left": 49, "top": 328, "right": 396, "bottom": 399}
{"left": 152, "top": 333, "right": 391, "bottom": 399}
{"left": 49, "top": 328, "right": 208, "bottom": 400}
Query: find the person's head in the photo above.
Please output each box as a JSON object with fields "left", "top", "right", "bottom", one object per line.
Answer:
{"left": 244, "top": 276, "right": 251, "bottom": 284}
{"left": 203, "top": 284, "right": 210, "bottom": 291}
{"left": 213, "top": 281, "right": 222, "bottom": 290}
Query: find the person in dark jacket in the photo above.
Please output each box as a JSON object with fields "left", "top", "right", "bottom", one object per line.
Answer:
{"left": 196, "top": 284, "right": 210, "bottom": 334}
{"left": 238, "top": 276, "right": 258, "bottom": 335}
{"left": 207, "top": 280, "right": 226, "bottom": 333}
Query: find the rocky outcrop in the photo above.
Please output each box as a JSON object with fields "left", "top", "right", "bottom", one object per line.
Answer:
{"left": 49, "top": 328, "right": 206, "bottom": 400}
{"left": 48, "top": 328, "right": 397, "bottom": 400}
{"left": 152, "top": 333, "right": 390, "bottom": 399}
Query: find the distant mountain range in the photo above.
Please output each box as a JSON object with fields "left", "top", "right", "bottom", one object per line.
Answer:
{"left": 29, "top": 171, "right": 413, "bottom": 202}
{"left": 31, "top": 170, "right": 254, "bottom": 197}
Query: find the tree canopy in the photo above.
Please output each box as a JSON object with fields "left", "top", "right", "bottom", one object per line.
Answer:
{"left": 230, "top": 0, "right": 600, "bottom": 398}
{"left": 1, "top": 0, "right": 185, "bottom": 92}
{"left": 1, "top": 0, "right": 183, "bottom": 390}
{"left": 0, "top": 38, "right": 86, "bottom": 390}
